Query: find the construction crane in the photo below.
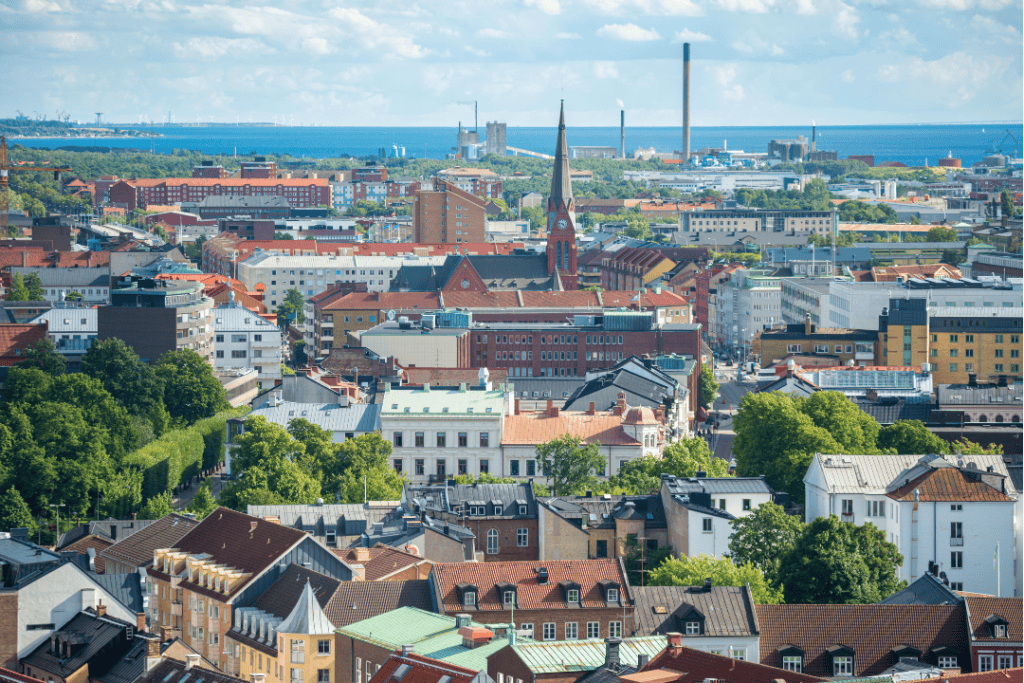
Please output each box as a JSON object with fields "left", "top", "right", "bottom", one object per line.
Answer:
{"left": 985, "top": 129, "right": 1020, "bottom": 158}
{"left": 0, "top": 136, "right": 71, "bottom": 235}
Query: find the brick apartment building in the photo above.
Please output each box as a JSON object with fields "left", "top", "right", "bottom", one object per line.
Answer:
{"left": 193, "top": 161, "right": 229, "bottom": 178}
{"left": 108, "top": 177, "right": 330, "bottom": 211}
{"left": 434, "top": 168, "right": 503, "bottom": 199}
{"left": 352, "top": 165, "right": 387, "bottom": 183}
{"left": 413, "top": 179, "right": 487, "bottom": 243}
{"left": 430, "top": 559, "right": 633, "bottom": 641}
{"left": 147, "top": 507, "right": 352, "bottom": 671}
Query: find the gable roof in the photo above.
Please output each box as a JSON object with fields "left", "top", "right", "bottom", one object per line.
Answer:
{"left": 333, "top": 545, "right": 427, "bottom": 580}
{"left": 964, "top": 597, "right": 1022, "bottom": 643}
{"left": 92, "top": 572, "right": 145, "bottom": 613}
{"left": 433, "top": 558, "right": 629, "bottom": 612}
{"left": 886, "top": 466, "right": 1013, "bottom": 502}
{"left": 136, "top": 659, "right": 246, "bottom": 683}
{"left": 368, "top": 652, "right": 480, "bottom": 683}
{"left": 59, "top": 534, "right": 112, "bottom": 572}
{"left": 877, "top": 572, "right": 962, "bottom": 606}
{"left": 631, "top": 586, "right": 758, "bottom": 638}
{"left": 0, "top": 323, "right": 48, "bottom": 361}
{"left": 507, "top": 637, "right": 667, "bottom": 674}
{"left": 502, "top": 412, "right": 638, "bottom": 446}
{"left": 639, "top": 643, "right": 824, "bottom": 683}
{"left": 20, "top": 607, "right": 142, "bottom": 679}
{"left": 99, "top": 513, "right": 198, "bottom": 570}
{"left": 808, "top": 453, "right": 1014, "bottom": 495}
{"left": 755, "top": 604, "right": 969, "bottom": 677}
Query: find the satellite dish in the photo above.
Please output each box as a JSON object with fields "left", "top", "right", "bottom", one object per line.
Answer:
{"left": 386, "top": 310, "right": 396, "bottom": 321}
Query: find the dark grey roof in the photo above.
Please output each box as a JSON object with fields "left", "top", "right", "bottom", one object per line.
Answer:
{"left": 563, "top": 356, "right": 678, "bottom": 412}
{"left": 631, "top": 585, "right": 759, "bottom": 637}
{"left": 550, "top": 101, "right": 573, "bottom": 208}
{"left": 11, "top": 266, "right": 109, "bottom": 288}
{"left": 406, "top": 481, "right": 537, "bottom": 518}
{"left": 92, "top": 573, "right": 144, "bottom": 613}
{"left": 937, "top": 383, "right": 1023, "bottom": 406}
{"left": 755, "top": 374, "right": 818, "bottom": 397}
{"left": 877, "top": 573, "right": 962, "bottom": 606}
{"left": 468, "top": 254, "right": 549, "bottom": 280}
{"left": 246, "top": 503, "right": 393, "bottom": 538}
{"left": 97, "top": 639, "right": 147, "bottom": 683}
{"left": 577, "top": 663, "right": 638, "bottom": 683}
{"left": 138, "top": 658, "right": 246, "bottom": 683}
{"left": 1007, "top": 453, "right": 1022, "bottom": 497}
{"left": 59, "top": 518, "right": 157, "bottom": 549}
{"left": 541, "top": 495, "right": 666, "bottom": 529}
{"left": 677, "top": 231, "right": 810, "bottom": 248}
{"left": 682, "top": 501, "right": 735, "bottom": 520}
{"left": 663, "top": 475, "right": 774, "bottom": 496}
{"left": 855, "top": 400, "right": 937, "bottom": 425}
{"left": 20, "top": 608, "right": 139, "bottom": 679}
{"left": 188, "top": 195, "right": 290, "bottom": 208}
{"left": 511, "top": 377, "right": 585, "bottom": 402}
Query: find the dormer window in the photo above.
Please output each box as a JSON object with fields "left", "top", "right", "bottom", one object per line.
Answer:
{"left": 519, "top": 505, "right": 528, "bottom": 515}
{"left": 607, "top": 588, "right": 619, "bottom": 603}
{"left": 685, "top": 621, "right": 700, "bottom": 635}
{"left": 778, "top": 644, "right": 804, "bottom": 673}
{"left": 985, "top": 614, "right": 1009, "bottom": 638}
{"left": 567, "top": 589, "right": 579, "bottom": 603}
{"left": 598, "top": 579, "right": 621, "bottom": 605}
{"left": 465, "top": 592, "right": 476, "bottom": 606}
{"left": 559, "top": 580, "right": 582, "bottom": 606}
{"left": 503, "top": 591, "right": 515, "bottom": 606}
{"left": 456, "top": 582, "right": 478, "bottom": 609}
{"left": 496, "top": 581, "right": 517, "bottom": 608}
{"left": 827, "top": 645, "right": 855, "bottom": 677}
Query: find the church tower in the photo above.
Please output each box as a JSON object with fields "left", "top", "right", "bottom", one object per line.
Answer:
{"left": 546, "top": 101, "right": 578, "bottom": 289}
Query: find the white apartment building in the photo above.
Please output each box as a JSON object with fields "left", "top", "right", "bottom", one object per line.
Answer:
{"left": 829, "top": 279, "right": 1022, "bottom": 330}
{"left": 237, "top": 252, "right": 449, "bottom": 307}
{"left": 717, "top": 269, "right": 782, "bottom": 348}
{"left": 780, "top": 277, "right": 836, "bottom": 327}
{"left": 31, "top": 306, "right": 97, "bottom": 355}
{"left": 381, "top": 382, "right": 512, "bottom": 482}
{"left": 804, "top": 453, "right": 1018, "bottom": 598}
{"left": 213, "top": 303, "right": 283, "bottom": 380}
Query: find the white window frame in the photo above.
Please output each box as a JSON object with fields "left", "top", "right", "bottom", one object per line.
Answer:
{"left": 782, "top": 656, "right": 802, "bottom": 672}
{"left": 565, "top": 622, "right": 578, "bottom": 640}
{"left": 503, "top": 591, "right": 515, "bottom": 607}
{"left": 542, "top": 623, "right": 556, "bottom": 641}
{"left": 607, "top": 588, "right": 619, "bottom": 603}
{"left": 517, "top": 528, "right": 528, "bottom": 547}
{"left": 937, "top": 656, "right": 957, "bottom": 668}
{"left": 733, "top": 648, "right": 746, "bottom": 661}
{"left": 685, "top": 621, "right": 700, "bottom": 635}
{"left": 487, "top": 529, "right": 499, "bottom": 554}
{"left": 998, "top": 655, "right": 1013, "bottom": 669}
{"left": 978, "top": 655, "right": 993, "bottom": 672}
{"left": 608, "top": 621, "right": 622, "bottom": 638}
{"left": 587, "top": 622, "right": 600, "bottom": 639}
{"left": 833, "top": 656, "right": 853, "bottom": 676}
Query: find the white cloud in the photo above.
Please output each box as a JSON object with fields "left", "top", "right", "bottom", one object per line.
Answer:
{"left": 596, "top": 23, "right": 662, "bottom": 40}
{"left": 476, "top": 27, "right": 509, "bottom": 38}
{"left": 524, "top": 0, "right": 562, "bottom": 14}
{"left": 672, "top": 29, "right": 712, "bottom": 42}
{"left": 583, "top": 0, "right": 702, "bottom": 15}
{"left": 35, "top": 31, "right": 98, "bottom": 51}
{"left": 21, "top": 0, "right": 61, "bottom": 11}
{"left": 731, "top": 40, "right": 754, "bottom": 52}
{"left": 832, "top": 1, "right": 860, "bottom": 40}
{"left": 771, "top": 43, "right": 784, "bottom": 55}
{"left": 842, "top": 68, "right": 855, "bottom": 82}
{"left": 887, "top": 13, "right": 900, "bottom": 22}
{"left": 464, "top": 46, "right": 490, "bottom": 57}
{"left": 595, "top": 61, "right": 620, "bottom": 78}
{"left": 716, "top": 0, "right": 775, "bottom": 12}
{"left": 911, "top": 0, "right": 1014, "bottom": 8}
{"left": 970, "top": 15, "right": 1022, "bottom": 44}
{"left": 877, "top": 51, "right": 1009, "bottom": 103}
{"left": 555, "top": 31, "right": 582, "bottom": 38}
{"left": 329, "top": 7, "right": 426, "bottom": 58}
{"left": 793, "top": 0, "right": 816, "bottom": 14}
{"left": 172, "top": 37, "right": 269, "bottom": 60}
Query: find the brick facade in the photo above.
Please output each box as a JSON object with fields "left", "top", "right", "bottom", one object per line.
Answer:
{"left": 413, "top": 180, "right": 487, "bottom": 244}
{"left": 335, "top": 634, "right": 392, "bottom": 683}
{"left": 0, "top": 593, "right": 17, "bottom": 669}
{"left": 459, "top": 518, "right": 538, "bottom": 563}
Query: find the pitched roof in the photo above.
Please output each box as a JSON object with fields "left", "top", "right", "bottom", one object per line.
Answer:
{"left": 550, "top": 102, "right": 574, "bottom": 208}
{"left": 334, "top": 545, "right": 426, "bottom": 580}
{"left": 877, "top": 573, "right": 963, "bottom": 606}
{"left": 886, "top": 466, "right": 1014, "bottom": 502}
{"left": 809, "top": 453, "right": 1014, "bottom": 495}
{"left": 631, "top": 586, "right": 758, "bottom": 638}
{"left": 509, "top": 637, "right": 667, "bottom": 674}
{"left": 136, "top": 658, "right": 246, "bottom": 683}
{"left": 755, "top": 604, "right": 969, "bottom": 678}
{"left": 100, "top": 513, "right": 199, "bottom": 570}
{"left": 92, "top": 572, "right": 145, "bottom": 613}
{"left": 965, "top": 596, "right": 1022, "bottom": 643}
{"left": 433, "top": 558, "right": 629, "bottom": 612}
{"left": 0, "top": 669, "right": 45, "bottom": 683}
{"left": 0, "top": 323, "right": 48, "bottom": 359}
{"left": 20, "top": 608, "right": 142, "bottom": 679}
{"left": 369, "top": 653, "right": 479, "bottom": 683}
{"left": 275, "top": 580, "right": 334, "bottom": 635}
{"left": 325, "top": 579, "right": 434, "bottom": 628}
{"left": 59, "top": 534, "right": 112, "bottom": 572}
{"left": 641, "top": 644, "right": 825, "bottom": 683}
{"left": 502, "top": 412, "right": 638, "bottom": 446}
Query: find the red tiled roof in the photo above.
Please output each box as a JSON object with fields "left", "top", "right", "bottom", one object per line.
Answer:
{"left": 440, "top": 291, "right": 521, "bottom": 308}
{"left": 0, "top": 667, "right": 46, "bottom": 683}
{"left": 434, "top": 559, "right": 629, "bottom": 613}
{"left": 369, "top": 652, "right": 478, "bottom": 683}
{"left": 100, "top": 513, "right": 199, "bottom": 570}
{"left": 601, "top": 290, "right": 687, "bottom": 308}
{"left": 755, "top": 604, "right": 969, "bottom": 678}
{"left": 502, "top": 411, "right": 639, "bottom": 446}
{"left": 0, "top": 323, "right": 48, "bottom": 358}
{"left": 965, "top": 597, "right": 1022, "bottom": 643}
{"left": 938, "top": 671, "right": 1024, "bottom": 682}
{"left": 333, "top": 545, "right": 425, "bottom": 580}
{"left": 322, "top": 292, "right": 441, "bottom": 311}
{"left": 641, "top": 644, "right": 824, "bottom": 683}
{"left": 886, "top": 467, "right": 1014, "bottom": 503}
{"left": 59, "top": 534, "right": 113, "bottom": 573}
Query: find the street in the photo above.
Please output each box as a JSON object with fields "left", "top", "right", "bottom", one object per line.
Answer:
{"left": 704, "top": 361, "right": 756, "bottom": 463}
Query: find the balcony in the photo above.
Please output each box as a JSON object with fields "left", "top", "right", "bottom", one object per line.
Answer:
{"left": 855, "top": 352, "right": 875, "bottom": 361}
{"left": 170, "top": 602, "right": 183, "bottom": 616}
{"left": 951, "top": 537, "right": 963, "bottom": 546}
{"left": 841, "top": 513, "right": 854, "bottom": 523}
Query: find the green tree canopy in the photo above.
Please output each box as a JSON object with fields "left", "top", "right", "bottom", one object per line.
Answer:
{"left": 536, "top": 434, "right": 606, "bottom": 496}
{"left": 275, "top": 288, "right": 306, "bottom": 328}
{"left": 877, "top": 419, "right": 948, "bottom": 455}
{"left": 139, "top": 491, "right": 174, "bottom": 520}
{"left": 6, "top": 273, "right": 30, "bottom": 301}
{"left": 0, "top": 486, "right": 34, "bottom": 533}
{"left": 219, "top": 416, "right": 320, "bottom": 508}
{"left": 778, "top": 515, "right": 905, "bottom": 604}
{"left": 727, "top": 502, "right": 805, "bottom": 587}
{"left": 647, "top": 553, "right": 783, "bottom": 604}
{"left": 797, "top": 392, "right": 880, "bottom": 455}
{"left": 156, "top": 349, "right": 228, "bottom": 426}
{"left": 82, "top": 338, "right": 166, "bottom": 420}
{"left": 16, "top": 339, "right": 66, "bottom": 375}
{"left": 186, "top": 479, "right": 218, "bottom": 520}
{"left": 700, "top": 365, "right": 718, "bottom": 408}
{"left": 1000, "top": 188, "right": 1016, "bottom": 218}
{"left": 926, "top": 226, "right": 959, "bottom": 242}
{"left": 24, "top": 273, "right": 44, "bottom": 301}
{"left": 609, "top": 437, "right": 729, "bottom": 495}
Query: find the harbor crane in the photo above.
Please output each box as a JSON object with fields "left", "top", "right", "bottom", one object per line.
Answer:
{"left": 0, "top": 136, "right": 72, "bottom": 235}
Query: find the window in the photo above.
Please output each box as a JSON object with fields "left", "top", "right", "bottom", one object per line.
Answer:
{"left": 951, "top": 521, "right": 962, "bottom": 541}
{"left": 464, "top": 591, "right": 476, "bottom": 606}
{"left": 437, "top": 432, "right": 446, "bottom": 448}
{"left": 415, "top": 459, "right": 424, "bottom": 476}
{"left": 393, "top": 432, "right": 403, "bottom": 447}
{"left": 607, "top": 588, "right": 619, "bottom": 603}
{"left": 318, "top": 670, "right": 330, "bottom": 683}
{"left": 291, "top": 639, "right": 304, "bottom": 664}
{"left": 520, "top": 623, "right": 533, "bottom": 638}
{"left": 718, "top": 499, "right": 726, "bottom": 510}
{"left": 951, "top": 504, "right": 962, "bottom": 511}
{"left": 998, "top": 655, "right": 1013, "bottom": 669}
{"left": 950, "top": 581, "right": 963, "bottom": 591}
{"left": 979, "top": 655, "right": 993, "bottom": 672}
{"left": 510, "top": 460, "right": 520, "bottom": 476}
{"left": 519, "top": 505, "right": 527, "bottom": 515}
{"left": 938, "top": 656, "right": 957, "bottom": 668}
{"left": 480, "top": 432, "right": 490, "bottom": 447}
{"left": 996, "top": 349, "right": 1005, "bottom": 358}
{"left": 685, "top": 621, "right": 700, "bottom": 635}
{"left": 317, "top": 639, "right": 330, "bottom": 655}
{"left": 733, "top": 649, "right": 746, "bottom": 661}
{"left": 842, "top": 499, "right": 854, "bottom": 516}
{"left": 517, "top": 528, "right": 528, "bottom": 547}
{"left": 951, "top": 551, "right": 963, "bottom": 568}
{"left": 231, "top": 350, "right": 247, "bottom": 359}
{"left": 994, "top": 624, "right": 1007, "bottom": 638}
{"left": 566, "top": 588, "right": 579, "bottom": 603}
{"left": 587, "top": 622, "right": 600, "bottom": 639}
{"left": 414, "top": 432, "right": 424, "bottom": 447}
{"left": 480, "top": 459, "right": 489, "bottom": 474}
{"left": 608, "top": 621, "right": 622, "bottom": 638}
{"left": 565, "top": 622, "right": 578, "bottom": 640}
{"left": 487, "top": 529, "right": 499, "bottom": 554}
{"left": 542, "top": 623, "right": 556, "bottom": 641}
{"left": 702, "top": 518, "right": 712, "bottom": 532}
{"left": 742, "top": 499, "right": 751, "bottom": 511}
{"left": 782, "top": 656, "right": 802, "bottom": 672}
{"left": 595, "top": 540, "right": 608, "bottom": 558}
{"left": 833, "top": 656, "right": 853, "bottom": 676}
{"left": 458, "top": 432, "right": 468, "bottom": 447}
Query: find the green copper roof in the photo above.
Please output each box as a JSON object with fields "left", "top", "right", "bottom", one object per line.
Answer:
{"left": 511, "top": 636, "right": 666, "bottom": 674}
{"left": 336, "top": 607, "right": 515, "bottom": 671}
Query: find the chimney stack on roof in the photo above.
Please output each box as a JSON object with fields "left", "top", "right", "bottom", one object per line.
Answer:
{"left": 186, "top": 654, "right": 202, "bottom": 670}
{"left": 667, "top": 632, "right": 683, "bottom": 649}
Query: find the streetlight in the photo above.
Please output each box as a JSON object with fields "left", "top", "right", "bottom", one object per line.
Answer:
{"left": 49, "top": 502, "right": 65, "bottom": 547}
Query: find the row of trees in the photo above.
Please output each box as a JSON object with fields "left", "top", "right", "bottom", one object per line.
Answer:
{"left": 733, "top": 391, "right": 1000, "bottom": 502}
{"left": 733, "top": 178, "right": 832, "bottom": 212}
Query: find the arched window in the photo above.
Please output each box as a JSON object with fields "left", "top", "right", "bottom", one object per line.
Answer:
{"left": 556, "top": 241, "right": 562, "bottom": 270}
{"left": 486, "top": 529, "right": 498, "bottom": 554}
{"left": 563, "top": 241, "right": 570, "bottom": 270}
{"left": 995, "top": 415, "right": 1004, "bottom": 423}
{"left": 1012, "top": 415, "right": 1021, "bottom": 423}
{"left": 978, "top": 414, "right": 988, "bottom": 422}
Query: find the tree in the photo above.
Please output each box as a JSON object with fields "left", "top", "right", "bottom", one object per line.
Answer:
{"left": 798, "top": 392, "right": 880, "bottom": 455}
{"left": 925, "top": 226, "right": 959, "bottom": 243}
{"left": 535, "top": 434, "right": 606, "bottom": 496}
{"left": 0, "top": 486, "right": 34, "bottom": 533}
{"left": 64, "top": 291, "right": 84, "bottom": 301}
{"left": 186, "top": 479, "right": 218, "bottom": 520}
{"left": 273, "top": 231, "right": 295, "bottom": 240}
{"left": 779, "top": 515, "right": 904, "bottom": 604}
{"left": 648, "top": 553, "right": 783, "bottom": 604}
{"left": 275, "top": 288, "right": 306, "bottom": 328}
{"left": 948, "top": 438, "right": 1002, "bottom": 455}
{"left": 622, "top": 535, "right": 672, "bottom": 587}
{"left": 219, "top": 416, "right": 321, "bottom": 509}
{"left": 732, "top": 392, "right": 842, "bottom": 502}
{"left": 24, "top": 273, "right": 44, "bottom": 301}
{"left": 700, "top": 365, "right": 718, "bottom": 407}
{"left": 6, "top": 273, "right": 30, "bottom": 301}
{"left": 727, "top": 502, "right": 805, "bottom": 587}
{"left": 877, "top": 420, "right": 947, "bottom": 455}
{"left": 623, "top": 214, "right": 652, "bottom": 240}
{"left": 155, "top": 349, "right": 228, "bottom": 426}
{"left": 609, "top": 438, "right": 729, "bottom": 494}
{"left": 139, "top": 491, "right": 174, "bottom": 520}
{"left": 81, "top": 338, "right": 165, "bottom": 420}
{"left": 17, "top": 339, "right": 66, "bottom": 375}
{"left": 1000, "top": 188, "right": 1016, "bottom": 218}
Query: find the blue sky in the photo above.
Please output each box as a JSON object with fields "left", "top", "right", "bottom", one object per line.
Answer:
{"left": 2, "top": 0, "right": 1022, "bottom": 126}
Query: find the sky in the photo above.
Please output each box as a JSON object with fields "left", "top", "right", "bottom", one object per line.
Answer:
{"left": 2, "top": 0, "right": 1022, "bottom": 127}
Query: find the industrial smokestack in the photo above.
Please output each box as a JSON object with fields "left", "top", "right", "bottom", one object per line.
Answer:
{"left": 812, "top": 121, "right": 816, "bottom": 153}
{"left": 620, "top": 109, "right": 625, "bottom": 159}
{"left": 683, "top": 43, "right": 691, "bottom": 166}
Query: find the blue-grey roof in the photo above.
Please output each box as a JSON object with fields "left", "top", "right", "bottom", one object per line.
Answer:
{"left": 877, "top": 573, "right": 962, "bottom": 606}
{"left": 854, "top": 400, "right": 936, "bottom": 425}
{"left": 92, "top": 572, "right": 144, "bottom": 613}
{"left": 249, "top": 401, "right": 381, "bottom": 435}
{"left": 246, "top": 503, "right": 394, "bottom": 537}
{"left": 406, "top": 481, "right": 537, "bottom": 517}
{"left": 662, "top": 475, "right": 774, "bottom": 495}
{"left": 11, "top": 266, "right": 109, "bottom": 288}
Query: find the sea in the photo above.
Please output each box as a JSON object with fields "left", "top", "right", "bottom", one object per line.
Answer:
{"left": 13, "top": 123, "right": 1024, "bottom": 167}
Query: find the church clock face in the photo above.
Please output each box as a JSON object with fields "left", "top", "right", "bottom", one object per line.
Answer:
{"left": 557, "top": 218, "right": 568, "bottom": 229}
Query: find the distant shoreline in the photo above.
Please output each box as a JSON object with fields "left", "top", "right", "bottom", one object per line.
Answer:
{"left": 7, "top": 133, "right": 164, "bottom": 140}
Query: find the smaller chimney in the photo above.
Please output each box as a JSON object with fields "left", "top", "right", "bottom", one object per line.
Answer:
{"left": 703, "top": 577, "right": 712, "bottom": 592}
{"left": 350, "top": 563, "right": 366, "bottom": 582}
{"left": 637, "top": 654, "right": 650, "bottom": 670}
{"left": 186, "top": 654, "right": 202, "bottom": 670}
{"left": 605, "top": 638, "right": 621, "bottom": 668}
{"left": 354, "top": 547, "right": 371, "bottom": 562}
{"left": 588, "top": 402, "right": 596, "bottom": 415}
{"left": 96, "top": 602, "right": 107, "bottom": 618}
{"left": 250, "top": 521, "right": 258, "bottom": 533}
{"left": 401, "top": 644, "right": 415, "bottom": 657}
{"left": 136, "top": 612, "right": 147, "bottom": 632}
{"left": 667, "top": 632, "right": 683, "bottom": 649}
{"left": 146, "top": 636, "right": 161, "bottom": 671}
{"left": 804, "top": 313, "right": 812, "bottom": 335}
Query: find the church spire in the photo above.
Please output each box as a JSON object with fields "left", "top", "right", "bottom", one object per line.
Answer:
{"left": 549, "top": 100, "right": 573, "bottom": 211}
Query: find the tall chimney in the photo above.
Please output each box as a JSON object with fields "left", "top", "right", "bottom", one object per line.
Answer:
{"left": 682, "top": 43, "right": 691, "bottom": 166}
{"left": 620, "top": 110, "right": 625, "bottom": 160}
{"left": 812, "top": 123, "right": 816, "bottom": 153}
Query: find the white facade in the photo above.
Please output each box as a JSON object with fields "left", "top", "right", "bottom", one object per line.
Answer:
{"left": 804, "top": 453, "right": 1018, "bottom": 598}
{"left": 14, "top": 562, "right": 139, "bottom": 661}
{"left": 718, "top": 269, "right": 782, "bottom": 347}
{"left": 780, "top": 278, "right": 835, "bottom": 327}
{"left": 32, "top": 307, "right": 98, "bottom": 355}
{"left": 486, "top": 220, "right": 530, "bottom": 242}
{"left": 213, "top": 304, "right": 283, "bottom": 380}
{"left": 237, "top": 252, "right": 449, "bottom": 307}
{"left": 686, "top": 509, "right": 733, "bottom": 558}
{"left": 360, "top": 324, "right": 465, "bottom": 369}
{"left": 381, "top": 384, "right": 511, "bottom": 482}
